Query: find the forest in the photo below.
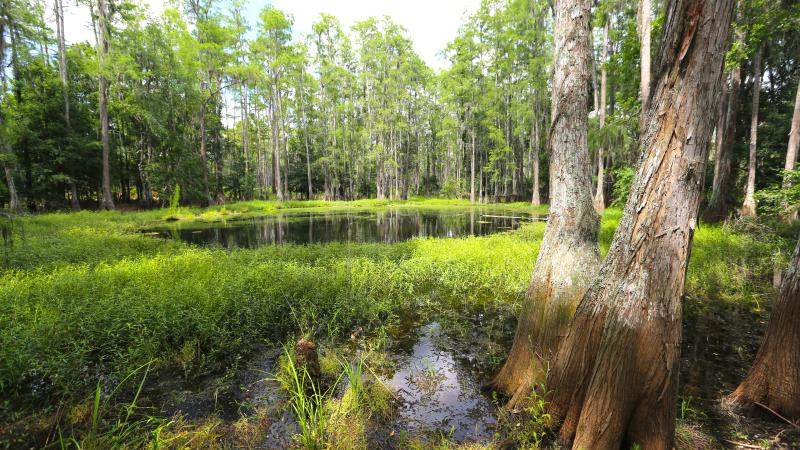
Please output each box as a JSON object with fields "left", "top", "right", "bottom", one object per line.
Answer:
{"left": 1, "top": 0, "right": 800, "bottom": 448}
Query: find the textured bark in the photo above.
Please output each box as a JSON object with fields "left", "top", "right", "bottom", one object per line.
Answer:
{"left": 638, "top": 0, "right": 652, "bottom": 127}
{"left": 546, "top": 1, "right": 734, "bottom": 448}
{"left": 742, "top": 46, "right": 762, "bottom": 217}
{"left": 492, "top": 0, "right": 600, "bottom": 409}
{"left": 97, "top": 0, "right": 115, "bottom": 210}
{"left": 781, "top": 78, "right": 800, "bottom": 222}
{"left": 594, "top": 20, "right": 609, "bottom": 213}
{"left": 730, "top": 234, "right": 800, "bottom": 420}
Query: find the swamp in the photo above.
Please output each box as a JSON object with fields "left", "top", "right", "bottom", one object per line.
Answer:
{"left": 2, "top": 0, "right": 800, "bottom": 448}
{"left": 1, "top": 200, "right": 798, "bottom": 448}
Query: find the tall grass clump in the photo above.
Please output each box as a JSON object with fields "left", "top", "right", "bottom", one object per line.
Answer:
{"left": 278, "top": 350, "right": 342, "bottom": 449}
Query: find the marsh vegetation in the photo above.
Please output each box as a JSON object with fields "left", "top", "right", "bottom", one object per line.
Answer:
{"left": 2, "top": 0, "right": 800, "bottom": 447}
{"left": 0, "top": 200, "right": 796, "bottom": 448}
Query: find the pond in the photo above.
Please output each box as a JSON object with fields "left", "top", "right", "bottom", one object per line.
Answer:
{"left": 144, "top": 208, "right": 543, "bottom": 248}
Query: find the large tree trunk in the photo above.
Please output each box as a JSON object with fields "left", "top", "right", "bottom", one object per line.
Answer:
{"left": 781, "top": 78, "right": 800, "bottom": 222}
{"left": 545, "top": 1, "right": 734, "bottom": 448}
{"left": 729, "top": 233, "right": 800, "bottom": 420}
{"left": 705, "top": 62, "right": 742, "bottom": 222}
{"left": 638, "top": 0, "right": 652, "bottom": 127}
{"left": 491, "top": 0, "right": 600, "bottom": 409}
{"left": 97, "top": 0, "right": 115, "bottom": 210}
{"left": 742, "top": 46, "right": 762, "bottom": 217}
{"left": 594, "top": 20, "right": 609, "bottom": 213}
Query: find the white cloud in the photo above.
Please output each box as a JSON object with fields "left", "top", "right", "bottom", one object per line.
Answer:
{"left": 51, "top": 0, "right": 479, "bottom": 71}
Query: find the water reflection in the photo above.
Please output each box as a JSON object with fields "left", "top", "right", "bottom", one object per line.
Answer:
{"left": 382, "top": 322, "right": 497, "bottom": 442}
{"left": 145, "top": 208, "right": 539, "bottom": 248}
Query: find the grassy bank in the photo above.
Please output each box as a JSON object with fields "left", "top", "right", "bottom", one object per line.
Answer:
{"left": 0, "top": 200, "right": 793, "bottom": 448}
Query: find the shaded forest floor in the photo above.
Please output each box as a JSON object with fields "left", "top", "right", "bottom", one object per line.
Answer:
{"left": 0, "top": 199, "right": 798, "bottom": 449}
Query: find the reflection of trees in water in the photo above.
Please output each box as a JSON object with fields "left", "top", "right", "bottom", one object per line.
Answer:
{"left": 167, "top": 209, "right": 530, "bottom": 247}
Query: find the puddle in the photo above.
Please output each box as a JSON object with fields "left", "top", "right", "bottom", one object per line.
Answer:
{"left": 380, "top": 322, "right": 499, "bottom": 444}
{"left": 133, "top": 321, "right": 505, "bottom": 449}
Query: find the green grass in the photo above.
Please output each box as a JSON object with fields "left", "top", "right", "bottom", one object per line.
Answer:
{"left": 0, "top": 199, "right": 791, "bottom": 447}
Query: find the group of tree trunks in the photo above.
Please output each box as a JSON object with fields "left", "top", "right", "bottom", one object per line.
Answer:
{"left": 495, "top": 0, "right": 800, "bottom": 448}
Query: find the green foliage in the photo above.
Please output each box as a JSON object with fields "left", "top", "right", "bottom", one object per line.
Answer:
{"left": 439, "top": 179, "right": 462, "bottom": 199}
{"left": 611, "top": 166, "right": 636, "bottom": 208}
{"left": 755, "top": 169, "right": 800, "bottom": 218}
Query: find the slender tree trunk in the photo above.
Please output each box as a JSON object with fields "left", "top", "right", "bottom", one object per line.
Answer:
{"left": 491, "top": 0, "right": 600, "bottom": 409}
{"left": 705, "top": 0, "right": 745, "bottom": 222}
{"left": 781, "top": 78, "right": 800, "bottom": 222}
{"left": 299, "top": 68, "right": 313, "bottom": 199}
{"left": 55, "top": 0, "right": 69, "bottom": 127}
{"left": 271, "top": 83, "right": 284, "bottom": 201}
{"left": 546, "top": 2, "right": 734, "bottom": 448}
{"left": 531, "top": 117, "right": 541, "bottom": 206}
{"left": 242, "top": 82, "right": 250, "bottom": 199}
{"left": 199, "top": 102, "right": 211, "bottom": 205}
{"left": 55, "top": 0, "right": 80, "bottom": 211}
{"left": 97, "top": 0, "right": 114, "bottom": 210}
{"left": 470, "top": 124, "right": 476, "bottom": 203}
{"left": 3, "top": 165, "right": 18, "bottom": 211}
{"left": 742, "top": 46, "right": 762, "bottom": 217}
{"left": 0, "top": 21, "right": 19, "bottom": 212}
{"left": 279, "top": 89, "right": 289, "bottom": 198}
{"left": 594, "top": 19, "right": 609, "bottom": 213}
{"left": 729, "top": 233, "right": 800, "bottom": 420}
{"left": 638, "top": 0, "right": 652, "bottom": 127}
{"left": 705, "top": 63, "right": 742, "bottom": 222}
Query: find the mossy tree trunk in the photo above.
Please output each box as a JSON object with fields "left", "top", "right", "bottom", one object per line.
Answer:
{"left": 545, "top": 1, "right": 734, "bottom": 448}
{"left": 729, "top": 233, "right": 800, "bottom": 420}
{"left": 492, "top": 0, "right": 600, "bottom": 410}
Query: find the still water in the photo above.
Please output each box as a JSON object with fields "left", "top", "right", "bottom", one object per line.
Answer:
{"left": 145, "top": 208, "right": 540, "bottom": 248}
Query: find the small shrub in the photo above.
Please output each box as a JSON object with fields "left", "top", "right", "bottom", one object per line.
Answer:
{"left": 611, "top": 166, "right": 636, "bottom": 208}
